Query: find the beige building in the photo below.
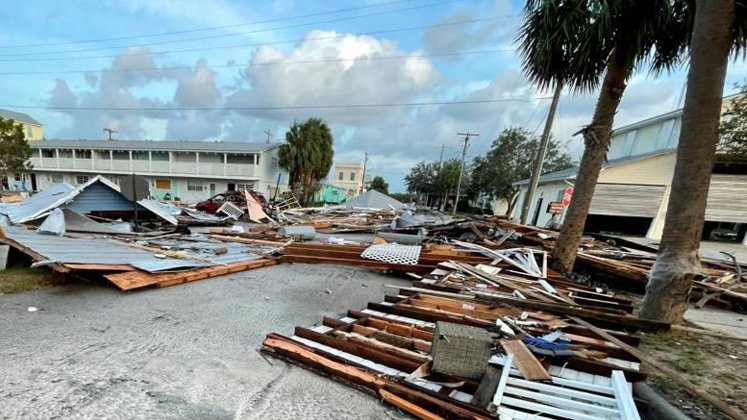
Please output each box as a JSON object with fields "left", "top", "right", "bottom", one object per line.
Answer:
{"left": 0, "top": 109, "right": 43, "bottom": 140}
{"left": 512, "top": 96, "right": 747, "bottom": 245}
{"left": 331, "top": 161, "right": 365, "bottom": 197}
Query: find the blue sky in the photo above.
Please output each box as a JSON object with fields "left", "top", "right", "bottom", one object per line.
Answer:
{"left": 1, "top": 0, "right": 746, "bottom": 192}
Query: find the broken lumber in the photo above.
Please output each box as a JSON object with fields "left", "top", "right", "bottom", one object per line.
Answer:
{"left": 500, "top": 339, "right": 551, "bottom": 381}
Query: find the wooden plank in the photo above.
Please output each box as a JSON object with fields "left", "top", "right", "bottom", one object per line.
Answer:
{"left": 104, "top": 258, "right": 275, "bottom": 291}
{"left": 379, "top": 389, "right": 446, "bottom": 420}
{"left": 330, "top": 330, "right": 430, "bottom": 364}
{"left": 490, "top": 354, "right": 513, "bottom": 412}
{"left": 351, "top": 324, "right": 431, "bottom": 352}
{"left": 611, "top": 370, "right": 641, "bottom": 420}
{"left": 361, "top": 316, "right": 434, "bottom": 341}
{"left": 570, "top": 316, "right": 745, "bottom": 420}
{"left": 500, "top": 339, "right": 551, "bottom": 381}
{"left": 63, "top": 263, "right": 136, "bottom": 271}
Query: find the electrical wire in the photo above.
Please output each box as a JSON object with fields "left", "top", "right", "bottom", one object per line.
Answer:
{"left": 0, "top": 0, "right": 423, "bottom": 49}
{"left": 0, "top": 97, "right": 553, "bottom": 112}
{"left": 0, "top": 1, "right": 458, "bottom": 58}
{"left": 0, "top": 15, "right": 515, "bottom": 63}
{"left": 0, "top": 49, "right": 513, "bottom": 76}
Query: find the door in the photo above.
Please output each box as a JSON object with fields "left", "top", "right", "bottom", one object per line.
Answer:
{"left": 30, "top": 174, "right": 37, "bottom": 191}
{"left": 705, "top": 174, "right": 747, "bottom": 223}
{"left": 227, "top": 183, "right": 235, "bottom": 191}
{"left": 531, "top": 198, "right": 543, "bottom": 226}
{"left": 589, "top": 183, "right": 666, "bottom": 217}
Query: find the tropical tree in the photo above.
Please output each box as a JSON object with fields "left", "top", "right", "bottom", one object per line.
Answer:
{"left": 369, "top": 176, "right": 389, "bottom": 194}
{"left": 0, "top": 117, "right": 33, "bottom": 182}
{"left": 278, "top": 118, "right": 334, "bottom": 205}
{"left": 471, "top": 127, "right": 572, "bottom": 215}
{"left": 718, "top": 83, "right": 747, "bottom": 161}
{"left": 640, "top": 0, "right": 744, "bottom": 323}
{"left": 518, "top": 0, "right": 684, "bottom": 274}
{"left": 404, "top": 158, "right": 465, "bottom": 210}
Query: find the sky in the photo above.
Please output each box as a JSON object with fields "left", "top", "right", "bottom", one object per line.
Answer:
{"left": 1, "top": 0, "right": 746, "bottom": 192}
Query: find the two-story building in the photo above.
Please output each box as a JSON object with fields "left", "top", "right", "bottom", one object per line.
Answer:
{"left": 512, "top": 95, "right": 747, "bottom": 244}
{"left": 331, "top": 161, "right": 365, "bottom": 197}
{"left": 10, "top": 139, "right": 288, "bottom": 202}
{"left": 0, "top": 109, "right": 43, "bottom": 140}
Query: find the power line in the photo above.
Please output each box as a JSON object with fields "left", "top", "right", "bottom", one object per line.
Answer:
{"left": 0, "top": 49, "right": 513, "bottom": 76}
{"left": 0, "top": 15, "right": 514, "bottom": 63}
{"left": 0, "top": 1, "right": 459, "bottom": 59}
{"left": 0, "top": 0, "right": 423, "bottom": 49}
{"left": 0, "top": 97, "right": 553, "bottom": 112}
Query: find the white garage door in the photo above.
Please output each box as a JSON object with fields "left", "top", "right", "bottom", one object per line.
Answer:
{"left": 589, "top": 183, "right": 667, "bottom": 217}
{"left": 705, "top": 174, "right": 747, "bottom": 223}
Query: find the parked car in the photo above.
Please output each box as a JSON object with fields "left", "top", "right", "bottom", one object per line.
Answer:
{"left": 195, "top": 190, "right": 268, "bottom": 214}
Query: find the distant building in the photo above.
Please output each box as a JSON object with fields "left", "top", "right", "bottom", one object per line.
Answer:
{"left": 0, "top": 109, "right": 43, "bottom": 140}
{"left": 8, "top": 139, "right": 288, "bottom": 202}
{"left": 512, "top": 94, "right": 747, "bottom": 244}
{"left": 331, "top": 161, "right": 365, "bottom": 197}
{"left": 313, "top": 183, "right": 348, "bottom": 204}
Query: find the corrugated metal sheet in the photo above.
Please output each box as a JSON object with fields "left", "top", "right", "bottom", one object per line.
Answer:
{"left": 589, "top": 184, "right": 666, "bottom": 217}
{"left": 341, "top": 190, "right": 406, "bottom": 210}
{"left": 705, "top": 174, "right": 747, "bottom": 223}
{"left": 0, "top": 183, "right": 75, "bottom": 223}
{"left": 66, "top": 182, "right": 135, "bottom": 213}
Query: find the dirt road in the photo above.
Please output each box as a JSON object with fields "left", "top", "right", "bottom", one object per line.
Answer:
{"left": 0, "top": 263, "right": 410, "bottom": 419}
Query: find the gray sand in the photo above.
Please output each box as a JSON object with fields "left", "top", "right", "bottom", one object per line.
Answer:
{"left": 0, "top": 263, "right": 411, "bottom": 419}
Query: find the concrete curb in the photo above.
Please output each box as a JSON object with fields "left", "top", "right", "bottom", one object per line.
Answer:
{"left": 634, "top": 382, "right": 692, "bottom": 420}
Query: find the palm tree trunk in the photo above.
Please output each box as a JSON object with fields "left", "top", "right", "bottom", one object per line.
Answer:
{"left": 551, "top": 52, "right": 629, "bottom": 274}
{"left": 640, "top": 0, "right": 734, "bottom": 323}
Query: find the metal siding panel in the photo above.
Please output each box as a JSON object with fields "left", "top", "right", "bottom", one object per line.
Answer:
{"left": 705, "top": 175, "right": 747, "bottom": 223}
{"left": 589, "top": 184, "right": 666, "bottom": 217}
{"left": 66, "top": 183, "right": 134, "bottom": 212}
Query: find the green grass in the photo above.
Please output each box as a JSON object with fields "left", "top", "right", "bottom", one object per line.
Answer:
{"left": 641, "top": 332, "right": 707, "bottom": 375}
{"left": 0, "top": 266, "right": 53, "bottom": 294}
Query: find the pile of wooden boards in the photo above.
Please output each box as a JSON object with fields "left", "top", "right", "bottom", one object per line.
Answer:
{"left": 262, "top": 288, "right": 651, "bottom": 419}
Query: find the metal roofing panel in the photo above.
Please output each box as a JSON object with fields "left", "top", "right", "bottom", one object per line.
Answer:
{"left": 341, "top": 190, "right": 406, "bottom": 210}
{"left": 0, "top": 183, "right": 75, "bottom": 223}
{"left": 0, "top": 108, "right": 42, "bottom": 125}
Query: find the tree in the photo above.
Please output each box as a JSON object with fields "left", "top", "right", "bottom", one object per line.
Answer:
{"left": 518, "top": 0, "right": 685, "bottom": 274}
{"left": 470, "top": 128, "right": 572, "bottom": 215}
{"left": 278, "top": 118, "right": 334, "bottom": 205}
{"left": 718, "top": 83, "right": 747, "bottom": 161}
{"left": 0, "top": 117, "right": 33, "bottom": 182}
{"left": 369, "top": 176, "right": 389, "bottom": 194}
{"left": 640, "top": 0, "right": 739, "bottom": 323}
{"left": 404, "top": 159, "right": 466, "bottom": 210}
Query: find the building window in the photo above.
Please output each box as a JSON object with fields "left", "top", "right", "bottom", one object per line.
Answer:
{"left": 26, "top": 126, "right": 33, "bottom": 139}
{"left": 338, "top": 171, "right": 344, "bottom": 180}
{"left": 132, "top": 151, "right": 149, "bottom": 160}
{"left": 155, "top": 179, "right": 171, "bottom": 189}
{"left": 151, "top": 151, "right": 169, "bottom": 161}
{"left": 350, "top": 172, "right": 356, "bottom": 181}
{"left": 76, "top": 150, "right": 92, "bottom": 159}
{"left": 112, "top": 151, "right": 129, "bottom": 160}
{"left": 236, "top": 183, "right": 253, "bottom": 191}
{"left": 50, "top": 174, "right": 63, "bottom": 183}
{"left": 41, "top": 149, "right": 55, "bottom": 158}
{"left": 76, "top": 175, "right": 89, "bottom": 185}
{"left": 187, "top": 181, "right": 203, "bottom": 191}
{"left": 14, "top": 173, "right": 21, "bottom": 181}
{"left": 58, "top": 150, "right": 73, "bottom": 159}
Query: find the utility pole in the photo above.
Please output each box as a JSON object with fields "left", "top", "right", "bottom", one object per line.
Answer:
{"left": 103, "top": 128, "right": 118, "bottom": 140}
{"left": 437, "top": 143, "right": 445, "bottom": 210}
{"left": 453, "top": 132, "right": 479, "bottom": 215}
{"left": 264, "top": 129, "right": 272, "bottom": 143}
{"left": 520, "top": 83, "right": 563, "bottom": 225}
{"left": 361, "top": 152, "right": 369, "bottom": 193}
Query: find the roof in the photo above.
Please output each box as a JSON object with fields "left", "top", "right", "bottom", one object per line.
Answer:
{"left": 0, "top": 109, "right": 42, "bottom": 126}
{"left": 611, "top": 92, "right": 743, "bottom": 137}
{"left": 513, "top": 149, "right": 676, "bottom": 186}
{"left": 341, "top": 189, "right": 407, "bottom": 210}
{"left": 30, "top": 139, "right": 280, "bottom": 154}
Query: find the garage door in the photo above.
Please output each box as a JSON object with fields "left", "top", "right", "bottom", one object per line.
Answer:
{"left": 589, "top": 183, "right": 666, "bottom": 217}
{"left": 705, "top": 174, "right": 747, "bottom": 223}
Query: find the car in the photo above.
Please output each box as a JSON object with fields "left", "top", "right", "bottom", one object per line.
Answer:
{"left": 196, "top": 190, "right": 268, "bottom": 215}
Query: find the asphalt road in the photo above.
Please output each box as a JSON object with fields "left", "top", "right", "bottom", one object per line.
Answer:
{"left": 0, "top": 263, "right": 411, "bottom": 420}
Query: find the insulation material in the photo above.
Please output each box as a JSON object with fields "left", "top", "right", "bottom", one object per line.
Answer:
{"left": 431, "top": 322, "right": 493, "bottom": 380}
{"left": 360, "top": 243, "right": 421, "bottom": 266}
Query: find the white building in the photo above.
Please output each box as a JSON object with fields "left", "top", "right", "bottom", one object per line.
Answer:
{"left": 331, "top": 161, "right": 365, "bottom": 197}
{"left": 512, "top": 98, "right": 747, "bottom": 245}
{"left": 10, "top": 140, "right": 288, "bottom": 202}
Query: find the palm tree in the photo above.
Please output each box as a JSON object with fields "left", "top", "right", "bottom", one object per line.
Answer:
{"left": 278, "top": 118, "right": 334, "bottom": 205}
{"left": 640, "top": 0, "right": 740, "bottom": 323}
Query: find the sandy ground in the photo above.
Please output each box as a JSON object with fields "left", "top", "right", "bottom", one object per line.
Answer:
{"left": 0, "top": 263, "right": 412, "bottom": 420}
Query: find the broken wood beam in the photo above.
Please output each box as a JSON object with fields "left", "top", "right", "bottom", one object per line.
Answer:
{"left": 500, "top": 338, "right": 551, "bottom": 381}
